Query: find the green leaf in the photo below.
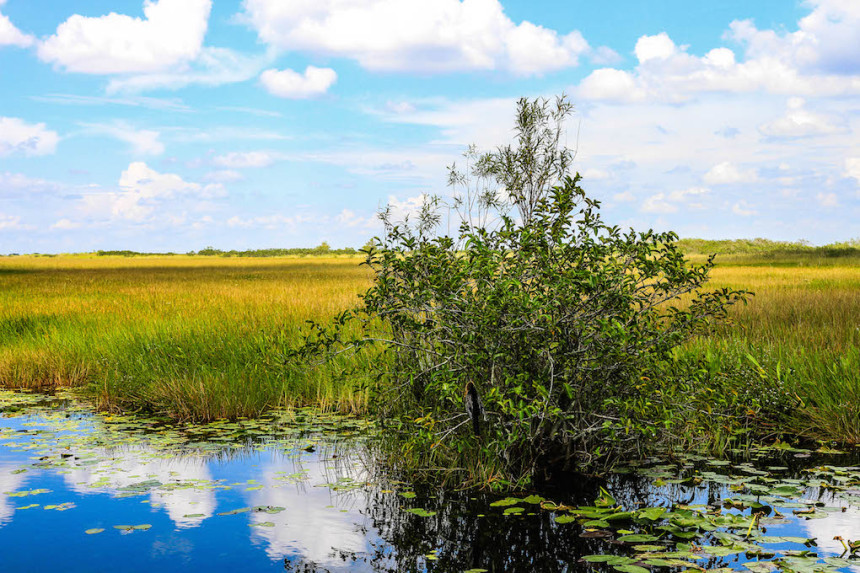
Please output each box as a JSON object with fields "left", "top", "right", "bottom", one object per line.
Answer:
{"left": 614, "top": 565, "right": 651, "bottom": 573}
{"left": 405, "top": 507, "right": 437, "bottom": 517}
{"left": 637, "top": 507, "right": 667, "bottom": 521}
{"left": 617, "top": 534, "right": 660, "bottom": 543}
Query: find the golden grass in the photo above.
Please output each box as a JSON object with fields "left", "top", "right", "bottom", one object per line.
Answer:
{"left": 1, "top": 253, "right": 857, "bottom": 440}
{"left": 0, "top": 255, "right": 373, "bottom": 420}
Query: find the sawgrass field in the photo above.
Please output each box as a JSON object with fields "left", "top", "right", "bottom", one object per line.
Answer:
{"left": 0, "top": 244, "right": 858, "bottom": 444}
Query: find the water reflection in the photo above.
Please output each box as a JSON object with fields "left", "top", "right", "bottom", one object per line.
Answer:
{"left": 0, "top": 465, "right": 27, "bottom": 524}
{"left": 247, "top": 454, "right": 372, "bottom": 566}
{"left": 2, "top": 398, "right": 860, "bottom": 573}
{"left": 63, "top": 446, "right": 217, "bottom": 528}
{"left": 802, "top": 504, "right": 860, "bottom": 558}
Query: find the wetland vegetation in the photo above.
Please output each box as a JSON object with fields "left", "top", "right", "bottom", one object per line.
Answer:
{"left": 0, "top": 96, "right": 858, "bottom": 571}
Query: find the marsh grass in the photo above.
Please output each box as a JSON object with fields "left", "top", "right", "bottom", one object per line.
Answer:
{"left": 1, "top": 251, "right": 857, "bottom": 442}
{"left": 0, "top": 255, "right": 373, "bottom": 420}
{"left": 687, "top": 260, "right": 860, "bottom": 445}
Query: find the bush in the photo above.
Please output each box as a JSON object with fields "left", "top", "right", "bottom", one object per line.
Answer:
{"left": 306, "top": 96, "right": 749, "bottom": 487}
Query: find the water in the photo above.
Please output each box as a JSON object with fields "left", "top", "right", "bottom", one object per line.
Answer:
{"left": 1, "top": 391, "right": 859, "bottom": 572}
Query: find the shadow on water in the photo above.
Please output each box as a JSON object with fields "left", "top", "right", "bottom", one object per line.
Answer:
{"left": 1, "top": 391, "right": 859, "bottom": 573}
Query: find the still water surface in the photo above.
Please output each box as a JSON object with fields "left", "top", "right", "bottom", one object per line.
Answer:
{"left": 1, "top": 391, "right": 859, "bottom": 572}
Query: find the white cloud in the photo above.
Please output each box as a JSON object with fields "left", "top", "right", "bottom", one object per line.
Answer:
{"left": 51, "top": 218, "right": 81, "bottom": 230}
{"left": 668, "top": 186, "right": 709, "bottom": 201}
{"left": 226, "top": 213, "right": 311, "bottom": 229}
{"left": 241, "top": 0, "right": 601, "bottom": 75}
{"left": 0, "top": 117, "right": 59, "bottom": 157}
{"left": 816, "top": 191, "right": 838, "bottom": 207}
{"left": 732, "top": 200, "right": 757, "bottom": 216}
{"left": 31, "top": 93, "right": 192, "bottom": 113}
{"left": 385, "top": 100, "right": 416, "bottom": 114}
{"left": 0, "top": 0, "right": 34, "bottom": 47}
{"left": 641, "top": 192, "right": 678, "bottom": 214}
{"left": 640, "top": 187, "right": 708, "bottom": 214}
{"left": 38, "top": 0, "right": 211, "bottom": 74}
{"left": 335, "top": 209, "right": 377, "bottom": 229}
{"left": 578, "top": 6, "right": 860, "bottom": 105}
{"left": 703, "top": 162, "right": 758, "bottom": 185}
{"left": 385, "top": 193, "right": 429, "bottom": 222}
{"left": 0, "top": 171, "right": 61, "bottom": 194}
{"left": 729, "top": 0, "right": 860, "bottom": 76}
{"left": 82, "top": 122, "right": 164, "bottom": 155}
{"left": 634, "top": 32, "right": 676, "bottom": 63}
{"left": 759, "top": 97, "right": 845, "bottom": 138}
{"left": 845, "top": 157, "right": 860, "bottom": 183}
{"left": 578, "top": 68, "right": 646, "bottom": 102}
{"left": 612, "top": 191, "right": 635, "bottom": 203}
{"left": 82, "top": 162, "right": 220, "bottom": 222}
{"left": 203, "top": 170, "right": 243, "bottom": 183}
{"left": 212, "top": 151, "right": 281, "bottom": 168}
{"left": 106, "top": 47, "right": 271, "bottom": 94}
{"left": 0, "top": 213, "right": 33, "bottom": 230}
{"left": 581, "top": 168, "right": 609, "bottom": 180}
{"left": 260, "top": 66, "right": 337, "bottom": 99}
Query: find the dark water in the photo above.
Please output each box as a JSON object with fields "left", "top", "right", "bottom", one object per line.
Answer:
{"left": 1, "top": 391, "right": 859, "bottom": 572}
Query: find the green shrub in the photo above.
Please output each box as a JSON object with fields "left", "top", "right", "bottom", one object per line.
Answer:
{"left": 306, "top": 96, "right": 749, "bottom": 486}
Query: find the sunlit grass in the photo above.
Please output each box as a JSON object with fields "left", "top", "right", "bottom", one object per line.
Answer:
{"left": 689, "top": 260, "right": 860, "bottom": 445}
{"left": 1, "top": 252, "right": 857, "bottom": 442}
{"left": 0, "top": 255, "right": 373, "bottom": 421}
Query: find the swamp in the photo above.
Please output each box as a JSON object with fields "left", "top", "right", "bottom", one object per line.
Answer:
{"left": 1, "top": 244, "right": 859, "bottom": 572}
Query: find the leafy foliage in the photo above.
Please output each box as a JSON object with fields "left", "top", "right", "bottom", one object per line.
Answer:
{"left": 309, "top": 96, "right": 750, "bottom": 486}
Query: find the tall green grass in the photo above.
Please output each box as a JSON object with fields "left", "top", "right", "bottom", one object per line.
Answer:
{"left": 687, "top": 260, "right": 860, "bottom": 445}
{"left": 0, "top": 255, "right": 374, "bottom": 421}
{"left": 1, "top": 251, "right": 858, "bottom": 444}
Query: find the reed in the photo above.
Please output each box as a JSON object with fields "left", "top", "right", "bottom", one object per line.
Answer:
{"left": 1, "top": 251, "right": 857, "bottom": 443}
{"left": 0, "top": 255, "right": 373, "bottom": 420}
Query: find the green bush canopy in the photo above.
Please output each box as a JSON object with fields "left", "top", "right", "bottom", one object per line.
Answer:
{"left": 303, "top": 96, "right": 749, "bottom": 487}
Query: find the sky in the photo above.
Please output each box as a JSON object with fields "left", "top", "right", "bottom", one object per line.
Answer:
{"left": 0, "top": 0, "right": 858, "bottom": 253}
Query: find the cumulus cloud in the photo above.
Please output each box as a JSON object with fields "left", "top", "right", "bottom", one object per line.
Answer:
{"left": 758, "top": 97, "right": 845, "bottom": 138}
{"left": 728, "top": 0, "right": 860, "bottom": 76}
{"left": 241, "top": 0, "right": 604, "bottom": 75}
{"left": 260, "top": 66, "right": 337, "bottom": 99}
{"left": 578, "top": 3, "right": 860, "bottom": 105}
{"left": 385, "top": 193, "right": 430, "bottom": 222}
{"left": 845, "top": 157, "right": 860, "bottom": 183}
{"left": 38, "top": 0, "right": 211, "bottom": 74}
{"left": 82, "top": 162, "right": 223, "bottom": 222}
{"left": 0, "top": 0, "right": 34, "bottom": 47}
{"left": 703, "top": 162, "right": 758, "bottom": 185}
{"left": 0, "top": 117, "right": 60, "bottom": 157}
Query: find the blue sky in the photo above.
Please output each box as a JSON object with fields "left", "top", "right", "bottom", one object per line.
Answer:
{"left": 0, "top": 0, "right": 858, "bottom": 253}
